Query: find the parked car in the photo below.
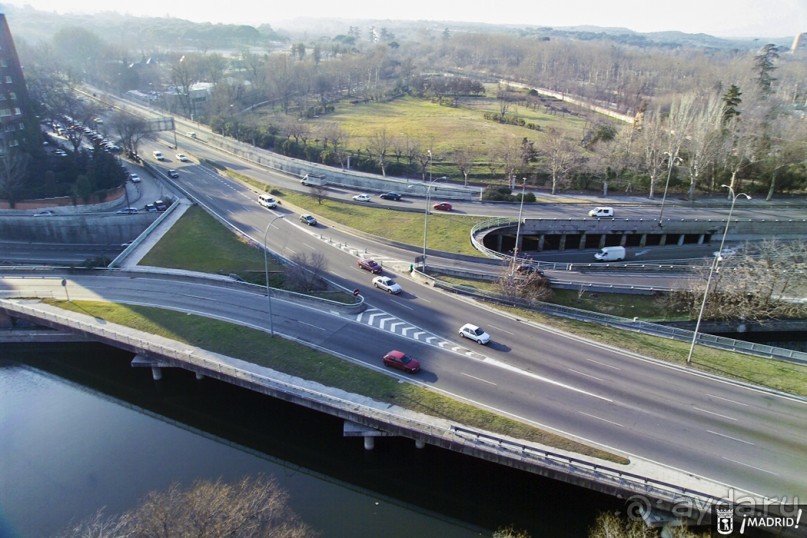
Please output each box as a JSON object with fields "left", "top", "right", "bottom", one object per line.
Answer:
{"left": 154, "top": 200, "right": 168, "bottom": 211}
{"left": 372, "top": 276, "right": 402, "bottom": 294}
{"left": 129, "top": 173, "right": 141, "bottom": 183}
{"left": 144, "top": 203, "right": 157, "bottom": 212}
{"left": 380, "top": 192, "right": 402, "bottom": 201}
{"left": 459, "top": 323, "right": 491, "bottom": 345}
{"left": 33, "top": 210, "right": 55, "bottom": 217}
{"left": 299, "top": 214, "right": 318, "bottom": 226}
{"left": 352, "top": 194, "right": 371, "bottom": 202}
{"left": 588, "top": 206, "right": 614, "bottom": 218}
{"left": 167, "top": 169, "right": 179, "bottom": 178}
{"left": 433, "top": 202, "right": 453, "bottom": 211}
{"left": 176, "top": 153, "right": 189, "bottom": 162}
{"left": 116, "top": 207, "right": 139, "bottom": 214}
{"left": 382, "top": 350, "right": 420, "bottom": 374}
{"left": 357, "top": 258, "right": 382, "bottom": 274}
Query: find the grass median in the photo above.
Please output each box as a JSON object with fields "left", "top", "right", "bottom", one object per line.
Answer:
{"left": 47, "top": 299, "right": 628, "bottom": 465}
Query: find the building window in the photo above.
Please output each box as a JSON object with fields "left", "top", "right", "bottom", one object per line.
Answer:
{"left": 0, "top": 108, "right": 11, "bottom": 117}
{"left": 8, "top": 92, "right": 15, "bottom": 100}
{"left": 4, "top": 76, "right": 11, "bottom": 84}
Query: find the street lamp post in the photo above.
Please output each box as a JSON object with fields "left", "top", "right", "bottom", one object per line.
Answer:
{"left": 263, "top": 214, "right": 285, "bottom": 336}
{"left": 657, "top": 151, "right": 681, "bottom": 227}
{"left": 511, "top": 178, "right": 527, "bottom": 273}
{"left": 686, "top": 185, "right": 750, "bottom": 364}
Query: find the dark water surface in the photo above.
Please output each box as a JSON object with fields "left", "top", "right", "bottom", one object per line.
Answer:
{"left": 0, "top": 343, "right": 621, "bottom": 537}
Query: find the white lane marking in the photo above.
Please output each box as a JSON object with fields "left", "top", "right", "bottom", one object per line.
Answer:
{"left": 579, "top": 412, "right": 623, "bottom": 427}
{"left": 488, "top": 324, "right": 514, "bottom": 335}
{"left": 706, "top": 393, "right": 750, "bottom": 407}
{"left": 707, "top": 430, "right": 756, "bottom": 446}
{"left": 483, "top": 357, "right": 612, "bottom": 402}
{"left": 721, "top": 457, "right": 779, "bottom": 476}
{"left": 461, "top": 372, "right": 497, "bottom": 386}
{"left": 693, "top": 406, "right": 738, "bottom": 422}
{"left": 395, "top": 302, "right": 415, "bottom": 311}
{"left": 586, "top": 358, "right": 622, "bottom": 371}
{"left": 567, "top": 368, "right": 604, "bottom": 382}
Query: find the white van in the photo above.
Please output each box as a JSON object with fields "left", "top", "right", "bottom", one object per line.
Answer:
{"left": 594, "top": 246, "right": 626, "bottom": 262}
{"left": 258, "top": 193, "right": 277, "bottom": 208}
{"left": 588, "top": 206, "right": 614, "bottom": 218}
{"left": 152, "top": 150, "right": 165, "bottom": 161}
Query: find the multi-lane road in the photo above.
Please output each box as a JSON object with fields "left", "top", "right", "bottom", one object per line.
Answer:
{"left": 4, "top": 110, "right": 806, "bottom": 502}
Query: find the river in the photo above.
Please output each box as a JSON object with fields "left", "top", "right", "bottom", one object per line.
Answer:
{"left": 0, "top": 342, "right": 622, "bottom": 537}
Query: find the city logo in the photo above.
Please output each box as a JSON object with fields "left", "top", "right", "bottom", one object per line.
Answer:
{"left": 716, "top": 506, "right": 734, "bottom": 535}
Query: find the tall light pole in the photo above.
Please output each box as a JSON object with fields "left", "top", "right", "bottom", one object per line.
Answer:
{"left": 263, "top": 214, "right": 285, "bottom": 336}
{"left": 686, "top": 185, "right": 750, "bottom": 364}
{"left": 657, "top": 151, "right": 681, "bottom": 228}
{"left": 511, "top": 177, "right": 527, "bottom": 273}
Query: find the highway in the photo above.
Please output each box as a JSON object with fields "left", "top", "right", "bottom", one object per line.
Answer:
{"left": 4, "top": 102, "right": 806, "bottom": 502}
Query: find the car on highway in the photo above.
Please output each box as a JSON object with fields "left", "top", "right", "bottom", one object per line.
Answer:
{"left": 129, "top": 173, "right": 141, "bottom": 183}
{"left": 152, "top": 150, "right": 164, "bottom": 161}
{"left": 258, "top": 193, "right": 277, "bottom": 209}
{"left": 116, "top": 207, "right": 139, "bottom": 214}
{"left": 588, "top": 206, "right": 614, "bottom": 218}
{"left": 33, "top": 210, "right": 56, "bottom": 217}
{"left": 713, "top": 247, "right": 738, "bottom": 260}
{"left": 432, "top": 202, "right": 453, "bottom": 211}
{"left": 382, "top": 350, "right": 420, "bottom": 373}
{"left": 357, "top": 258, "right": 382, "bottom": 274}
{"left": 372, "top": 276, "right": 402, "bottom": 294}
{"left": 515, "top": 264, "right": 545, "bottom": 277}
{"left": 352, "top": 194, "right": 371, "bottom": 202}
{"left": 154, "top": 200, "right": 168, "bottom": 211}
{"left": 167, "top": 169, "right": 179, "bottom": 178}
{"left": 176, "top": 153, "right": 189, "bottom": 162}
{"left": 299, "top": 214, "right": 318, "bottom": 226}
{"left": 380, "top": 192, "right": 402, "bottom": 201}
{"left": 459, "top": 323, "right": 491, "bottom": 345}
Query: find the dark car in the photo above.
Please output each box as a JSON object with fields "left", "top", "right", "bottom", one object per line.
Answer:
{"left": 380, "top": 192, "right": 402, "bottom": 201}
{"left": 144, "top": 203, "right": 157, "bottom": 212}
{"left": 382, "top": 350, "right": 420, "bottom": 374}
{"left": 154, "top": 200, "right": 168, "bottom": 211}
{"left": 300, "top": 214, "right": 318, "bottom": 226}
{"left": 516, "top": 264, "right": 545, "bottom": 277}
{"left": 167, "top": 169, "right": 179, "bottom": 178}
{"left": 433, "top": 202, "right": 453, "bottom": 211}
{"left": 357, "top": 258, "right": 382, "bottom": 274}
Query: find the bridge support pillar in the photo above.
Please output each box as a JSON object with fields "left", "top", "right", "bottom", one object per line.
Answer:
{"left": 578, "top": 234, "right": 586, "bottom": 250}
{"left": 639, "top": 234, "right": 647, "bottom": 247}
{"left": 538, "top": 235, "right": 545, "bottom": 251}
{"left": 659, "top": 234, "right": 667, "bottom": 246}
{"left": 677, "top": 234, "right": 685, "bottom": 246}
{"left": 598, "top": 234, "right": 606, "bottom": 249}
{"left": 697, "top": 233, "right": 705, "bottom": 244}
{"left": 195, "top": 372, "right": 204, "bottom": 380}
{"left": 415, "top": 439, "right": 426, "bottom": 449}
{"left": 558, "top": 234, "right": 567, "bottom": 251}
{"left": 363, "top": 436, "right": 375, "bottom": 450}
{"left": 151, "top": 366, "right": 162, "bottom": 381}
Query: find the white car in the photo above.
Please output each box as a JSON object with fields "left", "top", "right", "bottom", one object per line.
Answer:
{"left": 129, "top": 173, "right": 141, "bottom": 183}
{"left": 352, "top": 194, "right": 371, "bottom": 202}
{"left": 176, "top": 153, "right": 189, "bottom": 162}
{"left": 588, "top": 206, "right": 614, "bottom": 218}
{"left": 713, "top": 247, "right": 738, "bottom": 260}
{"left": 372, "top": 276, "right": 402, "bottom": 294}
{"left": 459, "top": 323, "right": 491, "bottom": 345}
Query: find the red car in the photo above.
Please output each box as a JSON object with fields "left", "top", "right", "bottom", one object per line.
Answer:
{"left": 357, "top": 258, "right": 382, "bottom": 274}
{"left": 432, "top": 202, "right": 453, "bottom": 211}
{"left": 382, "top": 350, "right": 421, "bottom": 373}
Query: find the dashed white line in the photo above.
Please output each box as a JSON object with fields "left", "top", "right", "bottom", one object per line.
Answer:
{"left": 721, "top": 457, "right": 779, "bottom": 476}
{"left": 461, "top": 372, "right": 497, "bottom": 386}
{"left": 567, "top": 368, "right": 604, "bottom": 382}
{"left": 578, "top": 412, "right": 623, "bottom": 427}
{"left": 586, "top": 358, "right": 622, "bottom": 371}
{"left": 707, "top": 430, "right": 756, "bottom": 446}
{"left": 706, "top": 394, "right": 750, "bottom": 407}
{"left": 693, "top": 406, "right": 738, "bottom": 422}
{"left": 488, "top": 324, "right": 514, "bottom": 335}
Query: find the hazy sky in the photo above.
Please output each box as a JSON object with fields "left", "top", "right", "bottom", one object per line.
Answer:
{"left": 2, "top": 0, "right": 806, "bottom": 38}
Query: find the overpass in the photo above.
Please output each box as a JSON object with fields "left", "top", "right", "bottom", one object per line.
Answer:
{"left": 2, "top": 270, "right": 804, "bottom": 535}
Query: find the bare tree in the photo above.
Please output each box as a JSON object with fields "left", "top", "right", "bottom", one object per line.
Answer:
{"left": 57, "top": 475, "right": 317, "bottom": 538}
{"left": 454, "top": 146, "right": 474, "bottom": 186}
{"left": 108, "top": 111, "right": 152, "bottom": 159}
{"left": 496, "top": 263, "right": 552, "bottom": 305}
{"left": 366, "top": 128, "right": 392, "bottom": 176}
{"left": 761, "top": 114, "right": 807, "bottom": 201}
{"left": 285, "top": 252, "right": 329, "bottom": 292}
{"left": 541, "top": 128, "right": 581, "bottom": 195}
